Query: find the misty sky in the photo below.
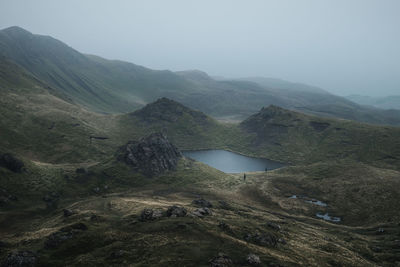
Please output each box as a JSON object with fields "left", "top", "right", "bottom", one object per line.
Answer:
{"left": 0, "top": 0, "right": 399, "bottom": 96}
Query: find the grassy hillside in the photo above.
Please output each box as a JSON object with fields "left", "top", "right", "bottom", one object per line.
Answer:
{"left": 1, "top": 153, "right": 399, "bottom": 266}
{"left": 2, "top": 26, "right": 400, "bottom": 126}
{"left": 1, "top": 90, "right": 400, "bottom": 265}
{"left": 240, "top": 105, "right": 400, "bottom": 168}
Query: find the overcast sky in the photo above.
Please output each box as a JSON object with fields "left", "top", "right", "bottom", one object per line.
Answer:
{"left": 0, "top": 0, "right": 399, "bottom": 96}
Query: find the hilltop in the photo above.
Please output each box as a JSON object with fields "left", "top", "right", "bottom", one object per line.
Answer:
{"left": 240, "top": 105, "right": 400, "bottom": 167}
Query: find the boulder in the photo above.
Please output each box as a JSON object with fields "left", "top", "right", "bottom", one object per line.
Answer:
{"left": 192, "top": 198, "right": 213, "bottom": 208}
{"left": 192, "top": 207, "right": 212, "bottom": 218}
{"left": 118, "top": 132, "right": 182, "bottom": 177}
{"left": 139, "top": 208, "right": 164, "bottom": 221}
{"left": 0, "top": 153, "right": 24, "bottom": 173}
{"left": 166, "top": 205, "right": 187, "bottom": 217}
{"left": 209, "top": 253, "right": 232, "bottom": 267}
{"left": 63, "top": 209, "right": 73, "bottom": 217}
{"left": 1, "top": 250, "right": 37, "bottom": 267}
{"left": 245, "top": 232, "right": 278, "bottom": 247}
{"left": 247, "top": 254, "right": 261, "bottom": 265}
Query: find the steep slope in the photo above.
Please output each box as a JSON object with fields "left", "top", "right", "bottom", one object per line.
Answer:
{"left": 0, "top": 57, "right": 120, "bottom": 163}
{"left": 1, "top": 26, "right": 400, "bottom": 126}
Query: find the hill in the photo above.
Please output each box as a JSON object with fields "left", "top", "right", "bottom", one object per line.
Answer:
{"left": 1, "top": 26, "right": 400, "bottom": 126}
{"left": 1, "top": 92, "right": 400, "bottom": 265}
{"left": 240, "top": 105, "right": 400, "bottom": 167}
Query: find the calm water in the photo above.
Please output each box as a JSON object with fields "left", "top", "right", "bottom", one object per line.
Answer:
{"left": 183, "top": 149, "right": 285, "bottom": 173}
{"left": 316, "top": 212, "right": 341, "bottom": 222}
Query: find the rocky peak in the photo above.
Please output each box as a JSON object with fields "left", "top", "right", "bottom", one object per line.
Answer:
{"left": 118, "top": 132, "right": 182, "bottom": 177}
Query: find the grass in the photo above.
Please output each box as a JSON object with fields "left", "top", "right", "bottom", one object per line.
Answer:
{"left": 1, "top": 158, "right": 392, "bottom": 266}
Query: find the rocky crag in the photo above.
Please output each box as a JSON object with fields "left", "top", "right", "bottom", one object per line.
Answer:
{"left": 118, "top": 132, "right": 182, "bottom": 177}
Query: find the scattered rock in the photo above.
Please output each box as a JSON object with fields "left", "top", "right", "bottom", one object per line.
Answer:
{"left": 1, "top": 250, "right": 37, "bottom": 267}
{"left": 245, "top": 232, "right": 278, "bottom": 247}
{"left": 218, "top": 222, "right": 232, "bottom": 233}
{"left": 266, "top": 222, "right": 281, "bottom": 231}
{"left": 166, "top": 205, "right": 187, "bottom": 217}
{"left": 139, "top": 208, "right": 164, "bottom": 221}
{"left": 192, "top": 207, "right": 212, "bottom": 218}
{"left": 44, "top": 223, "right": 88, "bottom": 249}
{"left": 0, "top": 153, "right": 24, "bottom": 173}
{"left": 247, "top": 254, "right": 261, "bottom": 265}
{"left": 209, "top": 252, "right": 232, "bottom": 267}
{"left": 118, "top": 132, "right": 182, "bottom": 177}
{"left": 63, "top": 209, "right": 73, "bottom": 217}
{"left": 192, "top": 198, "right": 213, "bottom": 208}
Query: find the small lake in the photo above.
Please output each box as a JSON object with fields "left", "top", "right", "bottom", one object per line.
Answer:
{"left": 183, "top": 149, "right": 285, "bottom": 173}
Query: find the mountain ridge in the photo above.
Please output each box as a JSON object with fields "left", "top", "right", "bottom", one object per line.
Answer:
{"left": 1, "top": 26, "right": 400, "bottom": 126}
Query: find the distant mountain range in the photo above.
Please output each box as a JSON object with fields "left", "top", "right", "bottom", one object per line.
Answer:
{"left": 346, "top": 95, "right": 400, "bottom": 110}
{"left": 1, "top": 26, "right": 400, "bottom": 126}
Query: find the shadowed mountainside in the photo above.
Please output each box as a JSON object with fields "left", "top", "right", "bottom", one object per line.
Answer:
{"left": 1, "top": 26, "right": 400, "bottom": 126}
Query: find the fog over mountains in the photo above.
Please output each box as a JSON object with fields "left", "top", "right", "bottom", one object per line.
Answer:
{"left": 1, "top": 0, "right": 399, "bottom": 96}
{"left": 2, "top": 2, "right": 400, "bottom": 266}
{"left": 1, "top": 26, "right": 400, "bottom": 126}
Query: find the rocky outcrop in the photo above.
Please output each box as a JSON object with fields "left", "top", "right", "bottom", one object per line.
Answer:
{"left": 166, "top": 205, "right": 187, "bottom": 217}
{"left": 246, "top": 254, "right": 261, "bottom": 265}
{"left": 244, "top": 232, "right": 278, "bottom": 247}
{"left": 192, "top": 207, "right": 212, "bottom": 218}
{"left": 192, "top": 198, "right": 213, "bottom": 208}
{"left": 139, "top": 208, "right": 164, "bottom": 221}
{"left": 0, "top": 153, "right": 24, "bottom": 173}
{"left": 209, "top": 253, "right": 232, "bottom": 267}
{"left": 118, "top": 132, "right": 182, "bottom": 177}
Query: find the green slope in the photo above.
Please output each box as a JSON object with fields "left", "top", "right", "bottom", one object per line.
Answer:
{"left": 240, "top": 105, "right": 400, "bottom": 168}
{"left": 1, "top": 26, "right": 400, "bottom": 126}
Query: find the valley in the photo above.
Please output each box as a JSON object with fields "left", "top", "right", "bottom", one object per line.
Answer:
{"left": 0, "top": 26, "right": 400, "bottom": 266}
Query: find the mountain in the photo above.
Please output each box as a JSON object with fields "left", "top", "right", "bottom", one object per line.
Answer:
{"left": 346, "top": 94, "right": 400, "bottom": 110}
{"left": 236, "top": 76, "right": 329, "bottom": 94}
{"left": 1, "top": 26, "right": 400, "bottom": 126}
